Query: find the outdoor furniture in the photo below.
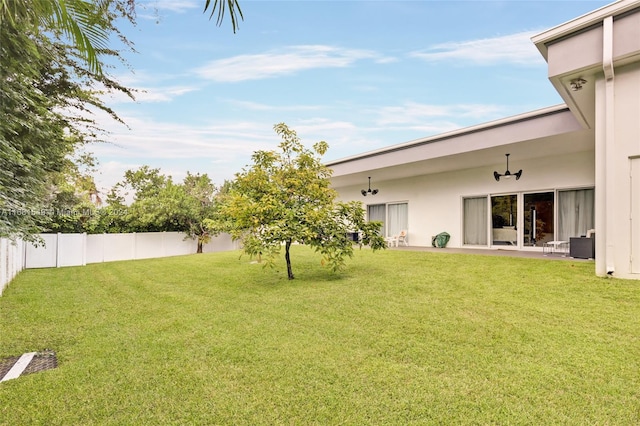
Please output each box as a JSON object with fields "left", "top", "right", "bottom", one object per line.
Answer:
{"left": 570, "top": 237, "right": 595, "bottom": 259}
{"left": 543, "top": 241, "right": 569, "bottom": 256}
{"left": 385, "top": 235, "right": 398, "bottom": 247}
{"left": 397, "top": 230, "right": 408, "bottom": 246}
{"left": 492, "top": 227, "right": 517, "bottom": 245}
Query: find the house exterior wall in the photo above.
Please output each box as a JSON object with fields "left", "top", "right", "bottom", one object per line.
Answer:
{"left": 596, "top": 61, "right": 640, "bottom": 279}
{"left": 337, "top": 151, "right": 595, "bottom": 249}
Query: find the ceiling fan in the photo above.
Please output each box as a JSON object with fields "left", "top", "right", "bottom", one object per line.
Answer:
{"left": 494, "top": 153, "right": 522, "bottom": 181}
{"left": 361, "top": 177, "right": 378, "bottom": 196}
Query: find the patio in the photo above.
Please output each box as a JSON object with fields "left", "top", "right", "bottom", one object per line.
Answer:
{"left": 389, "top": 245, "right": 593, "bottom": 261}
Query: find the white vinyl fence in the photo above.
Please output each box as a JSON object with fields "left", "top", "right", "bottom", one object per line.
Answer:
{"left": 0, "top": 238, "right": 25, "bottom": 296}
{"left": 24, "top": 232, "right": 239, "bottom": 269}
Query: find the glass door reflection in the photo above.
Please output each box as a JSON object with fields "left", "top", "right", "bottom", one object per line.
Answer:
{"left": 491, "top": 194, "right": 517, "bottom": 246}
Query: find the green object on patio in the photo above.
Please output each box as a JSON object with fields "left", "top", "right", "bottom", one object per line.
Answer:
{"left": 432, "top": 232, "right": 450, "bottom": 248}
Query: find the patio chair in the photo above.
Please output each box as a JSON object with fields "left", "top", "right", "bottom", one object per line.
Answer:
{"left": 397, "top": 230, "right": 408, "bottom": 246}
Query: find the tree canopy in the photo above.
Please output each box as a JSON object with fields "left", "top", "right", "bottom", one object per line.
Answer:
{"left": 207, "top": 123, "right": 386, "bottom": 280}
{"left": 1, "top": 0, "right": 241, "bottom": 240}
{"left": 0, "top": 0, "right": 135, "bottom": 239}
{"left": 97, "top": 167, "right": 218, "bottom": 252}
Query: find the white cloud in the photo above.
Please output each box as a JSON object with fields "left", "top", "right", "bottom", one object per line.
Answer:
{"left": 223, "top": 99, "right": 322, "bottom": 112}
{"left": 93, "top": 159, "right": 144, "bottom": 193}
{"left": 93, "top": 118, "right": 270, "bottom": 161}
{"left": 286, "top": 118, "right": 379, "bottom": 159}
{"left": 376, "top": 102, "right": 505, "bottom": 126}
{"left": 193, "top": 45, "right": 381, "bottom": 82}
{"left": 294, "top": 118, "right": 358, "bottom": 135}
{"left": 136, "top": 0, "right": 198, "bottom": 14}
{"left": 410, "top": 31, "right": 543, "bottom": 65}
{"left": 86, "top": 110, "right": 281, "bottom": 187}
{"left": 103, "top": 84, "right": 198, "bottom": 104}
{"left": 135, "top": 86, "right": 199, "bottom": 102}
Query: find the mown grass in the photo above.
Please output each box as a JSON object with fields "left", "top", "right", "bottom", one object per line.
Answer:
{"left": 1, "top": 247, "right": 638, "bottom": 425}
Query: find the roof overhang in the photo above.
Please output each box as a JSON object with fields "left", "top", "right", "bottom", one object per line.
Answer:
{"left": 328, "top": 105, "right": 592, "bottom": 188}
{"left": 532, "top": 0, "right": 640, "bottom": 129}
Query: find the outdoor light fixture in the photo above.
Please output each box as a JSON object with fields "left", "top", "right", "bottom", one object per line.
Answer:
{"left": 570, "top": 77, "right": 587, "bottom": 91}
{"left": 361, "top": 177, "right": 378, "bottom": 196}
{"left": 494, "top": 153, "right": 522, "bottom": 181}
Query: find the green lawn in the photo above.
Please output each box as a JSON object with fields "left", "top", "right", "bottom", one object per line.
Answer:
{"left": 1, "top": 247, "right": 638, "bottom": 425}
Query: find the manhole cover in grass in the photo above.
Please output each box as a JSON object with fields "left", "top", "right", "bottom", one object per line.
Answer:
{"left": 0, "top": 350, "right": 57, "bottom": 381}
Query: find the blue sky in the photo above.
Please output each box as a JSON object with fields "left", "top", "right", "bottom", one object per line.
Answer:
{"left": 90, "top": 0, "right": 613, "bottom": 191}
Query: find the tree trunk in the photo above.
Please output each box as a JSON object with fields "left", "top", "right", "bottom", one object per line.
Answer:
{"left": 197, "top": 240, "right": 203, "bottom": 254}
{"left": 285, "top": 239, "right": 294, "bottom": 280}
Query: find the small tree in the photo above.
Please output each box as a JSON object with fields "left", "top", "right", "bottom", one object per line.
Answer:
{"left": 180, "top": 172, "right": 217, "bottom": 253}
{"left": 207, "top": 123, "right": 385, "bottom": 280}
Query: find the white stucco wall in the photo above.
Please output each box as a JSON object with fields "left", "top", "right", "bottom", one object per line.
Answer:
{"left": 337, "top": 150, "right": 595, "bottom": 249}
{"left": 596, "top": 61, "right": 640, "bottom": 279}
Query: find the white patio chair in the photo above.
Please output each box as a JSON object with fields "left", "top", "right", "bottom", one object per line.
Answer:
{"left": 397, "top": 230, "right": 408, "bottom": 246}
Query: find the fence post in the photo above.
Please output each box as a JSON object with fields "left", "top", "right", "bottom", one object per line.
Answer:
{"left": 16, "top": 240, "right": 24, "bottom": 278}
{"left": 56, "top": 233, "right": 61, "bottom": 268}
{"left": 82, "top": 232, "right": 87, "bottom": 266}
{"left": 101, "top": 233, "right": 106, "bottom": 264}
{"left": 162, "top": 231, "right": 166, "bottom": 258}
{"left": 1, "top": 238, "right": 7, "bottom": 295}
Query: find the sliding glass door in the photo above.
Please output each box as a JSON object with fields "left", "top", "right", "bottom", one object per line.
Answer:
{"left": 523, "top": 192, "right": 554, "bottom": 246}
{"left": 463, "top": 197, "right": 487, "bottom": 245}
{"left": 491, "top": 194, "right": 517, "bottom": 246}
{"left": 367, "top": 202, "right": 408, "bottom": 238}
{"left": 367, "top": 204, "right": 386, "bottom": 236}
{"left": 387, "top": 203, "right": 408, "bottom": 238}
{"left": 464, "top": 188, "right": 594, "bottom": 249}
{"left": 558, "top": 189, "right": 595, "bottom": 240}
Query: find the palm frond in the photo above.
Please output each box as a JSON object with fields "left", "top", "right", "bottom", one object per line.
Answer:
{"left": 203, "top": 0, "right": 244, "bottom": 33}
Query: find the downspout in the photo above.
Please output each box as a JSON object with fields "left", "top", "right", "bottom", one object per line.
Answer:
{"left": 603, "top": 16, "right": 616, "bottom": 275}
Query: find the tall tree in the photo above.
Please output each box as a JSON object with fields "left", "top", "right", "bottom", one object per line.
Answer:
{"left": 35, "top": 153, "right": 103, "bottom": 234}
{"left": 0, "top": 0, "right": 239, "bottom": 240}
{"left": 207, "top": 123, "right": 386, "bottom": 280}
{"left": 0, "top": 0, "right": 134, "bottom": 239}
{"left": 0, "top": 0, "right": 117, "bottom": 74}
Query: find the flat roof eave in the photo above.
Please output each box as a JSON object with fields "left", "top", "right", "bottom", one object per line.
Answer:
{"left": 533, "top": 0, "right": 640, "bottom": 60}
{"left": 327, "top": 105, "right": 576, "bottom": 168}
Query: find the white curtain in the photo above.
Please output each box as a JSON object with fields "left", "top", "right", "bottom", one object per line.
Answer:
{"left": 367, "top": 204, "right": 386, "bottom": 236}
{"left": 387, "top": 203, "right": 408, "bottom": 237}
{"left": 464, "top": 197, "right": 488, "bottom": 245}
{"left": 558, "top": 189, "right": 595, "bottom": 241}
